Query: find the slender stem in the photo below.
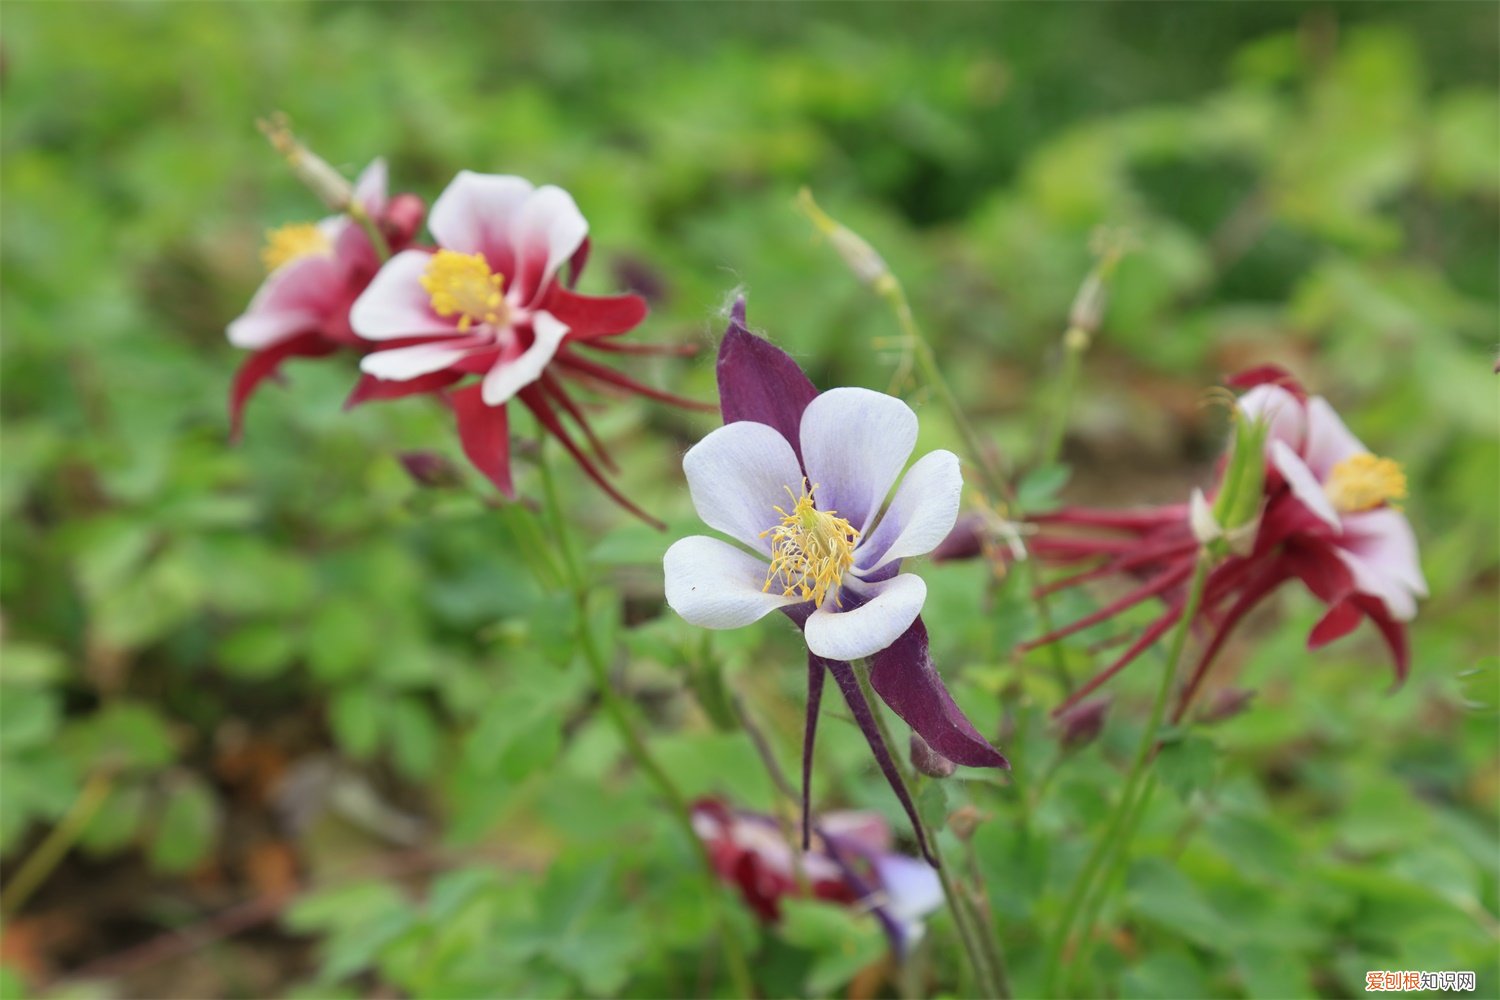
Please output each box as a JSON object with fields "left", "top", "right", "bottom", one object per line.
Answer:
{"left": 852, "top": 663, "right": 1009, "bottom": 1000}
{"left": 1041, "top": 550, "right": 1212, "bottom": 997}
{"left": 1039, "top": 326, "right": 1088, "bottom": 470}
{"left": 348, "top": 203, "right": 392, "bottom": 264}
{"left": 535, "top": 444, "right": 754, "bottom": 998}
{"left": 2, "top": 770, "right": 113, "bottom": 916}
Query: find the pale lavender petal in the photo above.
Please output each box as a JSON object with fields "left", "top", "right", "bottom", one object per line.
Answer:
{"left": 1270, "top": 439, "right": 1340, "bottom": 528}
{"left": 664, "top": 535, "right": 799, "bottom": 628}
{"left": 873, "top": 854, "right": 944, "bottom": 923}
{"left": 428, "top": 171, "right": 535, "bottom": 258}
{"left": 481, "top": 311, "right": 568, "bottom": 405}
{"left": 856, "top": 450, "right": 963, "bottom": 573}
{"left": 1303, "top": 396, "right": 1369, "bottom": 479}
{"left": 817, "top": 811, "right": 891, "bottom": 855}
{"left": 799, "top": 388, "right": 917, "bottom": 535}
{"left": 510, "top": 185, "right": 589, "bottom": 306}
{"left": 349, "top": 249, "right": 454, "bottom": 340}
{"left": 804, "top": 573, "right": 926, "bottom": 661}
{"left": 683, "top": 420, "right": 804, "bottom": 553}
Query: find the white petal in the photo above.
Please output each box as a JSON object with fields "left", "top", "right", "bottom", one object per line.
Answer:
{"left": 856, "top": 450, "right": 962, "bottom": 573}
{"left": 481, "top": 311, "right": 567, "bottom": 405}
{"left": 349, "top": 250, "right": 454, "bottom": 340}
{"left": 664, "top": 535, "right": 799, "bottom": 629}
{"left": 1270, "top": 439, "right": 1340, "bottom": 528}
{"left": 428, "top": 171, "right": 535, "bottom": 257}
{"left": 510, "top": 185, "right": 589, "bottom": 305}
{"left": 1236, "top": 384, "right": 1306, "bottom": 455}
{"left": 800, "top": 388, "right": 917, "bottom": 535}
{"left": 352, "top": 158, "right": 389, "bottom": 216}
{"left": 1339, "top": 508, "right": 1428, "bottom": 619}
{"left": 1304, "top": 396, "right": 1369, "bottom": 479}
{"left": 683, "top": 421, "right": 804, "bottom": 553}
{"left": 804, "top": 573, "right": 926, "bottom": 661}
{"left": 359, "top": 342, "right": 471, "bottom": 381}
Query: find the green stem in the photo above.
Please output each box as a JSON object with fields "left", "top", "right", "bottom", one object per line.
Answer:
{"left": 535, "top": 444, "right": 754, "bottom": 998}
{"left": 1039, "top": 326, "right": 1088, "bottom": 470}
{"left": 1040, "top": 550, "right": 1211, "bottom": 997}
{"left": 852, "top": 663, "right": 1010, "bottom": 1000}
{"left": 2, "top": 770, "right": 113, "bottom": 916}
{"left": 348, "top": 203, "right": 392, "bottom": 264}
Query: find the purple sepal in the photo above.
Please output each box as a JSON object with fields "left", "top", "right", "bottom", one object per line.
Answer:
{"left": 868, "top": 617, "right": 1010, "bottom": 770}
{"left": 826, "top": 660, "right": 937, "bottom": 868}
{"left": 802, "top": 653, "right": 826, "bottom": 850}
{"left": 715, "top": 296, "right": 819, "bottom": 464}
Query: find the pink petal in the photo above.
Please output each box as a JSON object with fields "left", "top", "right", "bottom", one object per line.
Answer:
{"left": 480, "top": 311, "right": 568, "bottom": 406}
{"left": 428, "top": 171, "right": 534, "bottom": 261}
{"left": 1237, "top": 384, "right": 1307, "bottom": 456}
{"left": 1303, "top": 396, "right": 1368, "bottom": 479}
{"left": 1270, "top": 439, "right": 1340, "bottom": 528}
{"left": 226, "top": 254, "right": 343, "bottom": 350}
{"left": 510, "top": 185, "right": 589, "bottom": 306}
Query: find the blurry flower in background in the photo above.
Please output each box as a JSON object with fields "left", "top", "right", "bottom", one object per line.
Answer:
{"left": 1000, "top": 366, "right": 1424, "bottom": 720}
{"left": 347, "top": 171, "right": 704, "bottom": 520}
{"left": 692, "top": 798, "right": 943, "bottom": 956}
{"left": 666, "top": 300, "right": 1008, "bottom": 864}
{"left": 225, "top": 159, "right": 425, "bottom": 440}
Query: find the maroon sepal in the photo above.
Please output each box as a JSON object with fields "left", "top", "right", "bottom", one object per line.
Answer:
{"left": 868, "top": 617, "right": 1009, "bottom": 770}
{"left": 715, "top": 297, "right": 819, "bottom": 464}
{"left": 344, "top": 370, "right": 464, "bottom": 409}
{"left": 228, "top": 332, "right": 337, "bottom": 443}
{"left": 540, "top": 285, "right": 648, "bottom": 340}
{"left": 450, "top": 383, "right": 513, "bottom": 497}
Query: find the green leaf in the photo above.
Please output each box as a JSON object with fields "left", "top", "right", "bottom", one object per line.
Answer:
{"left": 329, "top": 687, "right": 383, "bottom": 759}
{"left": 779, "top": 899, "right": 887, "bottom": 996}
{"left": 148, "top": 774, "right": 219, "bottom": 872}
{"left": 1016, "top": 463, "right": 1071, "bottom": 511}
{"left": 1155, "top": 732, "right": 1218, "bottom": 802}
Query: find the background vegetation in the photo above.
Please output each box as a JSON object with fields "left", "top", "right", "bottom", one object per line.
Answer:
{"left": 2, "top": 3, "right": 1496, "bottom": 997}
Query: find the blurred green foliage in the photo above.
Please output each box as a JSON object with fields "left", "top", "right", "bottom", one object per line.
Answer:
{"left": 1, "top": 3, "right": 1495, "bottom": 998}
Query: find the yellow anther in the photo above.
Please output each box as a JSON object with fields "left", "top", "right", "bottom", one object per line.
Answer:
{"left": 760, "top": 480, "right": 860, "bottom": 607}
{"left": 1325, "top": 452, "right": 1407, "bottom": 513}
{"left": 261, "top": 223, "right": 331, "bottom": 272}
{"left": 420, "top": 249, "right": 509, "bottom": 332}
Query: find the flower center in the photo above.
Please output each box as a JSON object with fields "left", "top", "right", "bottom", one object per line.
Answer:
{"left": 761, "top": 479, "right": 859, "bottom": 607}
{"left": 261, "top": 223, "right": 331, "bottom": 272}
{"left": 1325, "top": 452, "right": 1407, "bottom": 513}
{"left": 420, "top": 249, "right": 509, "bottom": 333}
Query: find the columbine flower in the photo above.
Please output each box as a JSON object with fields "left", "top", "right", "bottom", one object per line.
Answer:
{"left": 665, "top": 299, "right": 1008, "bottom": 863}
{"left": 691, "top": 798, "right": 943, "bottom": 956}
{"left": 1014, "top": 366, "right": 1425, "bottom": 721}
{"left": 226, "top": 160, "right": 425, "bottom": 440}
{"left": 347, "top": 171, "right": 702, "bottom": 520}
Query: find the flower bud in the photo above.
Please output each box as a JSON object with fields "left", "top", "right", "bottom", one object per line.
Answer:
{"left": 257, "top": 114, "right": 355, "bottom": 213}
{"left": 398, "top": 451, "right": 462, "bottom": 489}
{"left": 931, "top": 513, "right": 987, "bottom": 562}
{"left": 796, "top": 188, "right": 892, "bottom": 291}
{"left": 909, "top": 732, "right": 957, "bottom": 779}
{"left": 1055, "top": 696, "right": 1110, "bottom": 750}
{"left": 1201, "top": 408, "right": 1269, "bottom": 558}
{"left": 1195, "top": 687, "right": 1256, "bottom": 725}
{"left": 948, "top": 804, "right": 984, "bottom": 842}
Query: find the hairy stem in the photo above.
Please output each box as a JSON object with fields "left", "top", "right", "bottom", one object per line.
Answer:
{"left": 2, "top": 769, "right": 113, "bottom": 916}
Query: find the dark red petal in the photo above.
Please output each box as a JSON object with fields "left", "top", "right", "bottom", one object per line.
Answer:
{"left": 1225, "top": 364, "right": 1308, "bottom": 401}
{"left": 1308, "top": 597, "right": 1365, "bottom": 648}
{"left": 868, "top": 617, "right": 1009, "bottom": 771}
{"left": 1170, "top": 561, "right": 1292, "bottom": 721}
{"left": 826, "top": 660, "right": 936, "bottom": 867}
{"left": 344, "top": 370, "right": 464, "bottom": 409}
{"left": 1282, "top": 540, "right": 1356, "bottom": 604}
{"left": 565, "top": 237, "right": 590, "bottom": 290}
{"left": 228, "top": 332, "right": 336, "bottom": 443}
{"left": 1019, "top": 562, "right": 1194, "bottom": 652}
{"left": 451, "top": 383, "right": 513, "bottom": 497}
{"left": 553, "top": 350, "right": 715, "bottom": 411}
{"left": 519, "top": 385, "right": 664, "bottom": 528}
{"left": 577, "top": 338, "right": 699, "bottom": 357}
{"left": 1353, "top": 595, "right": 1411, "bottom": 688}
{"left": 539, "top": 373, "right": 618, "bottom": 474}
{"left": 1053, "top": 604, "right": 1184, "bottom": 717}
{"left": 1031, "top": 505, "right": 1192, "bottom": 533}
{"left": 540, "top": 286, "right": 648, "bottom": 340}
{"left": 715, "top": 297, "right": 819, "bottom": 464}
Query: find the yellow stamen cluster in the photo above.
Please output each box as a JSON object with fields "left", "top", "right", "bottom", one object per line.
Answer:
{"left": 761, "top": 480, "right": 859, "bottom": 607}
{"left": 1325, "top": 452, "right": 1407, "bottom": 513}
{"left": 261, "top": 223, "right": 331, "bottom": 272}
{"left": 420, "top": 249, "right": 509, "bottom": 332}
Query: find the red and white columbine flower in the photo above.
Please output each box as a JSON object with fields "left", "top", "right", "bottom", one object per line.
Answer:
{"left": 348, "top": 170, "right": 700, "bottom": 519}
{"left": 226, "top": 160, "right": 425, "bottom": 440}
{"left": 1008, "top": 367, "right": 1424, "bottom": 721}
{"left": 692, "top": 798, "right": 942, "bottom": 956}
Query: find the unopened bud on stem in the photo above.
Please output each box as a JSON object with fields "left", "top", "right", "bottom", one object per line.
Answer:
{"left": 796, "top": 188, "right": 892, "bottom": 291}
{"left": 909, "top": 732, "right": 957, "bottom": 779}
{"left": 257, "top": 113, "right": 356, "bottom": 214}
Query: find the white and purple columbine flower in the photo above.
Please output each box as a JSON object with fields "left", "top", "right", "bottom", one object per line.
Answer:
{"left": 665, "top": 300, "right": 1008, "bottom": 864}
